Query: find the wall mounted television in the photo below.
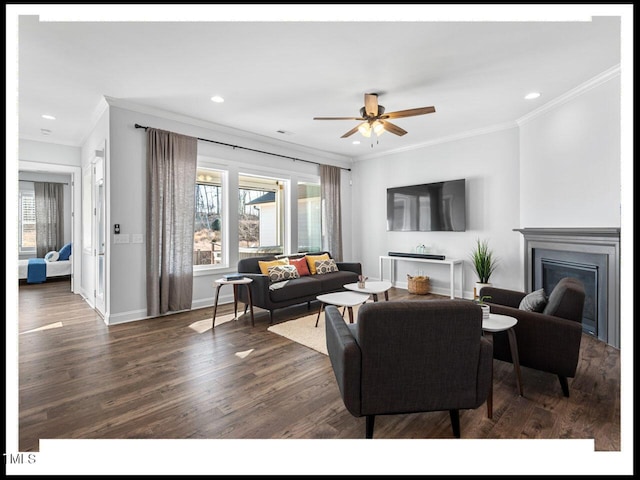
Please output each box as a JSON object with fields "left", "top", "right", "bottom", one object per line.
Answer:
{"left": 386, "top": 178, "right": 466, "bottom": 231}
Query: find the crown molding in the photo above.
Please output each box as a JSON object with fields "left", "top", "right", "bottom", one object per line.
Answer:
{"left": 516, "top": 64, "right": 620, "bottom": 126}
{"left": 78, "top": 96, "right": 110, "bottom": 146}
{"left": 353, "top": 121, "right": 519, "bottom": 162}
{"left": 103, "top": 96, "right": 353, "bottom": 166}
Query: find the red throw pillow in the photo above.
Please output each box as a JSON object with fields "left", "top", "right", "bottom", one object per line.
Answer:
{"left": 289, "top": 257, "right": 311, "bottom": 276}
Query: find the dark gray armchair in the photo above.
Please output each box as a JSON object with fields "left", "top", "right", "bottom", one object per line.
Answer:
{"left": 325, "top": 300, "right": 493, "bottom": 439}
{"left": 480, "top": 277, "right": 585, "bottom": 397}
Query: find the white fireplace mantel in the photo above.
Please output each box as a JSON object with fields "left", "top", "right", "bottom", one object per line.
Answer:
{"left": 514, "top": 227, "right": 620, "bottom": 349}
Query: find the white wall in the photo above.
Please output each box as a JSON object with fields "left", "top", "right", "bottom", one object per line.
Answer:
{"left": 350, "top": 71, "right": 622, "bottom": 297}
{"left": 19, "top": 140, "right": 82, "bottom": 167}
{"left": 351, "top": 128, "right": 521, "bottom": 296}
{"left": 107, "top": 104, "right": 352, "bottom": 323}
{"left": 519, "top": 74, "right": 621, "bottom": 228}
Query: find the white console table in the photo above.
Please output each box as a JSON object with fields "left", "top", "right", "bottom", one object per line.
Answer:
{"left": 379, "top": 255, "right": 464, "bottom": 299}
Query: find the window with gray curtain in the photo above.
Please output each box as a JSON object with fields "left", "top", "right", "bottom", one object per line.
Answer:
{"left": 34, "top": 182, "right": 64, "bottom": 258}
{"left": 146, "top": 128, "right": 198, "bottom": 316}
{"left": 320, "top": 164, "right": 343, "bottom": 262}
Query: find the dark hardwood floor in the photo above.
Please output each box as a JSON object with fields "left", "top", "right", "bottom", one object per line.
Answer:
{"left": 16, "top": 280, "right": 621, "bottom": 469}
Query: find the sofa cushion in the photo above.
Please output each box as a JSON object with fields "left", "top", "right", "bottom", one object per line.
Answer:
{"left": 306, "top": 253, "right": 330, "bottom": 275}
{"left": 315, "top": 258, "right": 339, "bottom": 275}
{"left": 289, "top": 257, "right": 311, "bottom": 276}
{"left": 258, "top": 258, "right": 289, "bottom": 275}
{"left": 317, "top": 270, "right": 359, "bottom": 292}
{"left": 268, "top": 264, "right": 299, "bottom": 283}
{"left": 268, "top": 276, "right": 323, "bottom": 302}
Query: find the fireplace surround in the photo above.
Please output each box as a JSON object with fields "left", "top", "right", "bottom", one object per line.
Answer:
{"left": 514, "top": 228, "right": 620, "bottom": 349}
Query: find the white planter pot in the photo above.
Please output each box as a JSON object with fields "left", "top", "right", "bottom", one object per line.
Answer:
{"left": 479, "top": 303, "right": 490, "bottom": 321}
{"left": 475, "top": 282, "right": 492, "bottom": 299}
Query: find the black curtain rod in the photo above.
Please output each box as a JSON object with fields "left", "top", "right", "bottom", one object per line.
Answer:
{"left": 134, "top": 123, "right": 351, "bottom": 172}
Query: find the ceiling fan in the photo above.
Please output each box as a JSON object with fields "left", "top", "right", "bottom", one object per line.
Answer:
{"left": 313, "top": 93, "right": 436, "bottom": 138}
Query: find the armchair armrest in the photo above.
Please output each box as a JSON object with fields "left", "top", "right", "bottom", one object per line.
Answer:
{"left": 480, "top": 286, "right": 526, "bottom": 309}
{"left": 336, "top": 262, "right": 362, "bottom": 275}
{"left": 325, "top": 305, "right": 362, "bottom": 417}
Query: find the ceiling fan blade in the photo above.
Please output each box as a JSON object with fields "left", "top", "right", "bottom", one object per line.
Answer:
{"left": 340, "top": 124, "right": 362, "bottom": 138}
{"left": 364, "top": 93, "right": 379, "bottom": 117}
{"left": 313, "top": 116, "right": 365, "bottom": 121}
{"left": 380, "top": 120, "right": 408, "bottom": 136}
{"left": 381, "top": 106, "right": 436, "bottom": 119}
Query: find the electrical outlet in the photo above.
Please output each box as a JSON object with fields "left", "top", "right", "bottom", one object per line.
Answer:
{"left": 132, "top": 234, "right": 144, "bottom": 244}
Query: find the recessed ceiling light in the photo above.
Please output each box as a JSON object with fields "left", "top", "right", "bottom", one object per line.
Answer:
{"left": 210, "top": 96, "right": 225, "bottom": 103}
{"left": 40, "top": 128, "right": 52, "bottom": 135}
{"left": 352, "top": 140, "right": 361, "bottom": 145}
{"left": 41, "top": 114, "right": 56, "bottom": 120}
{"left": 524, "top": 92, "right": 541, "bottom": 100}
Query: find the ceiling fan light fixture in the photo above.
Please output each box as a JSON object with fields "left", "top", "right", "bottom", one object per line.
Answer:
{"left": 358, "top": 123, "right": 372, "bottom": 138}
{"left": 373, "top": 120, "right": 385, "bottom": 136}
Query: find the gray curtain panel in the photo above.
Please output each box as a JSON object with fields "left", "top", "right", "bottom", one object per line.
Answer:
{"left": 34, "top": 182, "right": 64, "bottom": 258}
{"left": 146, "top": 128, "right": 198, "bottom": 316}
{"left": 320, "top": 164, "right": 343, "bottom": 262}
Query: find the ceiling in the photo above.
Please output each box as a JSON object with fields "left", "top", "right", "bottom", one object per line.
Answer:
{"left": 14, "top": 6, "right": 623, "bottom": 161}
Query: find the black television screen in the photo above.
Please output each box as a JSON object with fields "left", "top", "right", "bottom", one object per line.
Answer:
{"left": 386, "top": 179, "right": 466, "bottom": 231}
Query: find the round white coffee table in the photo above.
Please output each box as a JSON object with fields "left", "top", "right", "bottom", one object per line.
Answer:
{"left": 482, "top": 312, "right": 523, "bottom": 419}
{"left": 344, "top": 280, "right": 393, "bottom": 302}
{"left": 315, "top": 291, "right": 370, "bottom": 327}
{"left": 212, "top": 277, "right": 254, "bottom": 328}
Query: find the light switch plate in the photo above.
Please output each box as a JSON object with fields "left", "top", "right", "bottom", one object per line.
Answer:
{"left": 114, "top": 234, "right": 130, "bottom": 244}
{"left": 132, "top": 234, "right": 144, "bottom": 244}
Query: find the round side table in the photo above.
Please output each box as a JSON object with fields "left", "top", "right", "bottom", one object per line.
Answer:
{"left": 482, "top": 312, "right": 523, "bottom": 419}
{"left": 212, "top": 277, "right": 254, "bottom": 329}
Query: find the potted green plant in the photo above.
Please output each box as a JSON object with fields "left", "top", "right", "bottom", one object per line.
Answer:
{"left": 470, "top": 238, "right": 498, "bottom": 299}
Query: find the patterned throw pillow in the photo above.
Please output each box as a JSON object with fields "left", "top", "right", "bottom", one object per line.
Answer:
{"left": 268, "top": 264, "right": 300, "bottom": 283}
{"left": 258, "top": 258, "right": 289, "bottom": 276}
{"left": 519, "top": 288, "right": 548, "bottom": 312}
{"left": 289, "top": 257, "right": 311, "bottom": 276}
{"left": 315, "top": 259, "right": 339, "bottom": 275}
{"left": 305, "top": 253, "right": 330, "bottom": 274}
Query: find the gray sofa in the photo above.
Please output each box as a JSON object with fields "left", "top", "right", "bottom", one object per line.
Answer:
{"left": 237, "top": 251, "right": 362, "bottom": 323}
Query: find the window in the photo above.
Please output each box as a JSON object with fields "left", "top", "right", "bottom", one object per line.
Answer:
{"left": 19, "top": 188, "right": 36, "bottom": 253}
{"left": 238, "top": 174, "right": 286, "bottom": 259}
{"left": 297, "top": 181, "right": 321, "bottom": 253}
{"left": 194, "top": 169, "right": 224, "bottom": 266}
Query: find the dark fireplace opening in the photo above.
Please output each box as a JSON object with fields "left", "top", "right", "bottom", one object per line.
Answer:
{"left": 541, "top": 258, "right": 598, "bottom": 336}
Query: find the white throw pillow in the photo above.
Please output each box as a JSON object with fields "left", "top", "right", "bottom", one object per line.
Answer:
{"left": 44, "top": 250, "right": 59, "bottom": 262}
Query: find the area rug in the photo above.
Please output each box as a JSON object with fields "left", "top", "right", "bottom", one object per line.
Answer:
{"left": 267, "top": 305, "right": 362, "bottom": 355}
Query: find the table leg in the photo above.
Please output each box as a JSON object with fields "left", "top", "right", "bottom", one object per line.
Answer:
{"left": 244, "top": 284, "right": 255, "bottom": 327}
{"left": 449, "top": 264, "right": 454, "bottom": 299}
{"left": 233, "top": 284, "right": 239, "bottom": 319}
{"left": 315, "top": 303, "right": 324, "bottom": 328}
{"left": 347, "top": 306, "right": 354, "bottom": 324}
{"left": 212, "top": 284, "right": 222, "bottom": 330}
{"left": 487, "top": 358, "right": 493, "bottom": 419}
{"left": 372, "top": 293, "right": 379, "bottom": 302}
{"left": 507, "top": 328, "right": 524, "bottom": 396}
{"left": 384, "top": 290, "right": 389, "bottom": 301}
